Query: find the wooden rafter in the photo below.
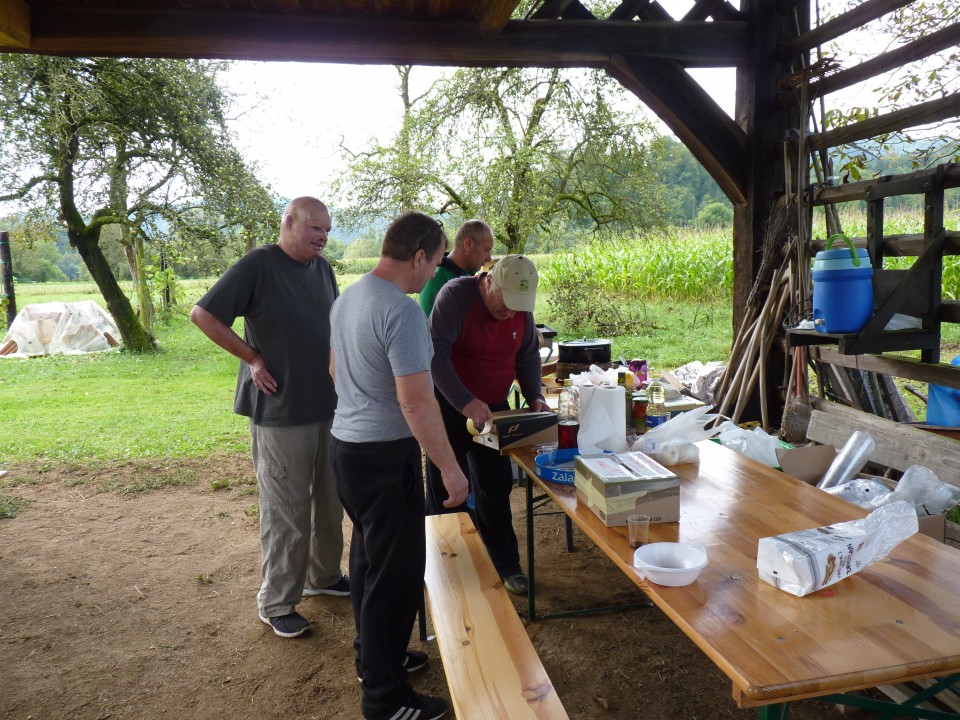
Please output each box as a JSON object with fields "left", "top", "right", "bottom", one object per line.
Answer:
{"left": 778, "top": 0, "right": 914, "bottom": 60}
{"left": 609, "top": 54, "right": 748, "bottom": 203}
{"left": 807, "top": 93, "right": 960, "bottom": 152}
{"left": 808, "top": 22, "right": 960, "bottom": 100}
{"left": 0, "top": 0, "right": 29, "bottom": 47}
{"left": 11, "top": 10, "right": 746, "bottom": 68}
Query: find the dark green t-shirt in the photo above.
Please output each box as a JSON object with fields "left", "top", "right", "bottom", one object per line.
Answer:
{"left": 418, "top": 254, "right": 469, "bottom": 316}
{"left": 197, "top": 244, "right": 339, "bottom": 426}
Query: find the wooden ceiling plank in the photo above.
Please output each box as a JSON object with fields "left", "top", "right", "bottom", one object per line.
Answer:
{"left": 807, "top": 93, "right": 960, "bottom": 153}
{"left": 608, "top": 53, "right": 748, "bottom": 203}
{"left": 24, "top": 10, "right": 747, "bottom": 67}
{"left": 778, "top": 0, "right": 914, "bottom": 60}
{"left": 474, "top": 0, "right": 522, "bottom": 35}
{"left": 0, "top": 0, "right": 30, "bottom": 48}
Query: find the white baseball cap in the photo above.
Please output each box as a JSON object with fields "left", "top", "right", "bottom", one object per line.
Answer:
{"left": 491, "top": 254, "right": 538, "bottom": 312}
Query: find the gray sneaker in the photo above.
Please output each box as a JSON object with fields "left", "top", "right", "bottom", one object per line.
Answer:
{"left": 258, "top": 611, "right": 310, "bottom": 638}
{"left": 503, "top": 573, "right": 529, "bottom": 596}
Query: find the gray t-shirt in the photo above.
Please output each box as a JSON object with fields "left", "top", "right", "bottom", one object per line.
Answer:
{"left": 330, "top": 273, "right": 433, "bottom": 443}
{"left": 196, "top": 244, "right": 338, "bottom": 426}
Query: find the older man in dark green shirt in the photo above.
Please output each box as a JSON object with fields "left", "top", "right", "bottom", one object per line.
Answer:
{"left": 418, "top": 219, "right": 494, "bottom": 315}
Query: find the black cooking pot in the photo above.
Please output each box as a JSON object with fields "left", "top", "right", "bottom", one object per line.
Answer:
{"left": 557, "top": 339, "right": 612, "bottom": 365}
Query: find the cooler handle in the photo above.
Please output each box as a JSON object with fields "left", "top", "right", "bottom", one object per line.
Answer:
{"left": 825, "top": 233, "right": 861, "bottom": 267}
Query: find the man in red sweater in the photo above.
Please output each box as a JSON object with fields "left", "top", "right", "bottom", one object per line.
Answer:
{"left": 426, "top": 255, "right": 549, "bottom": 595}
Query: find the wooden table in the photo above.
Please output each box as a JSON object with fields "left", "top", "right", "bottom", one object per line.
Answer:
{"left": 510, "top": 440, "right": 960, "bottom": 717}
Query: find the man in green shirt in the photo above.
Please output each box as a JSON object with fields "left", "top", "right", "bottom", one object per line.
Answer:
{"left": 418, "top": 219, "right": 494, "bottom": 315}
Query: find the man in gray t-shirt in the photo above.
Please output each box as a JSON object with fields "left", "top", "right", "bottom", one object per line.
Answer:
{"left": 191, "top": 197, "right": 348, "bottom": 640}
{"left": 330, "top": 211, "right": 468, "bottom": 720}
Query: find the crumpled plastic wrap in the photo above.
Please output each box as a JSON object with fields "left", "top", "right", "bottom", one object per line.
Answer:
{"left": 823, "top": 477, "right": 892, "bottom": 508}
{"left": 714, "top": 422, "right": 781, "bottom": 467}
{"left": 640, "top": 405, "right": 721, "bottom": 464}
{"left": 757, "top": 500, "right": 918, "bottom": 597}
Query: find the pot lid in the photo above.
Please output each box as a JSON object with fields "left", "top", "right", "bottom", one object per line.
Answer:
{"left": 558, "top": 338, "right": 611, "bottom": 348}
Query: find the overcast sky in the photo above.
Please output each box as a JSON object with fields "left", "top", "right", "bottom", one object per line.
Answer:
{"left": 221, "top": 62, "right": 737, "bottom": 203}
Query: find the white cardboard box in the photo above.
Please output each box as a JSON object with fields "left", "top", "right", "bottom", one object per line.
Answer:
{"left": 573, "top": 452, "right": 679, "bottom": 527}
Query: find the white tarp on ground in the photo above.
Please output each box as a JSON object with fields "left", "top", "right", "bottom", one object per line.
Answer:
{"left": 1, "top": 301, "right": 120, "bottom": 357}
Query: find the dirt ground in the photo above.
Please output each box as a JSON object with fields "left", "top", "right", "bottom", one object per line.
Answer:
{"left": 1, "top": 454, "right": 872, "bottom": 720}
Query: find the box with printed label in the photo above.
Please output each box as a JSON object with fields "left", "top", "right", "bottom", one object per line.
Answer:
{"left": 470, "top": 410, "right": 557, "bottom": 452}
{"left": 573, "top": 452, "right": 679, "bottom": 527}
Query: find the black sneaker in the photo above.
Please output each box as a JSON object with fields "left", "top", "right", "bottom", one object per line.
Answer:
{"left": 357, "top": 649, "right": 430, "bottom": 682}
{"left": 258, "top": 611, "right": 310, "bottom": 638}
{"left": 503, "top": 572, "right": 529, "bottom": 596}
{"left": 372, "top": 691, "right": 449, "bottom": 720}
{"left": 303, "top": 575, "right": 350, "bottom": 597}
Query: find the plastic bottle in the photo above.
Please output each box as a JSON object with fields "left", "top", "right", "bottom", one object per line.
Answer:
{"left": 558, "top": 379, "right": 580, "bottom": 449}
{"left": 616, "top": 369, "right": 634, "bottom": 434}
{"left": 646, "top": 372, "right": 669, "bottom": 430}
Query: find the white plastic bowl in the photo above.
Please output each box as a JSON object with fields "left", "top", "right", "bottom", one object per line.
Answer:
{"left": 633, "top": 542, "right": 709, "bottom": 587}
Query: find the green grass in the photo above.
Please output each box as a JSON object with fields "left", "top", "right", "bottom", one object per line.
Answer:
{"left": 0, "top": 491, "right": 31, "bottom": 518}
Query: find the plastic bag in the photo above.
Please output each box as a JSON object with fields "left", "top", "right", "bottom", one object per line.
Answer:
{"left": 875, "top": 465, "right": 960, "bottom": 516}
{"left": 817, "top": 430, "right": 876, "bottom": 489}
{"left": 757, "top": 500, "right": 918, "bottom": 597}
{"left": 641, "top": 405, "right": 721, "bottom": 464}
{"left": 823, "top": 478, "right": 892, "bottom": 509}
{"left": 714, "top": 421, "right": 781, "bottom": 467}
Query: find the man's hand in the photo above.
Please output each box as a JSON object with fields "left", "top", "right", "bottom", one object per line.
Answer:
{"left": 441, "top": 466, "right": 470, "bottom": 508}
{"left": 249, "top": 354, "right": 278, "bottom": 395}
{"left": 529, "top": 398, "right": 551, "bottom": 413}
{"left": 461, "top": 398, "right": 492, "bottom": 430}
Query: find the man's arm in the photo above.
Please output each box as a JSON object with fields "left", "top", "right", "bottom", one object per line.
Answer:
{"left": 189, "top": 305, "right": 278, "bottom": 395}
{"left": 396, "top": 371, "right": 469, "bottom": 508}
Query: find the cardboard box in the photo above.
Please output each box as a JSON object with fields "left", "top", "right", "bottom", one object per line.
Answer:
{"left": 471, "top": 410, "right": 557, "bottom": 452}
{"left": 775, "top": 445, "right": 946, "bottom": 543}
{"left": 573, "top": 452, "right": 679, "bottom": 527}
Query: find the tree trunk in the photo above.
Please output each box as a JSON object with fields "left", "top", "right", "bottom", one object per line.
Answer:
{"left": 133, "top": 233, "right": 153, "bottom": 332}
{"left": 72, "top": 228, "right": 155, "bottom": 352}
{"left": 1, "top": 230, "right": 16, "bottom": 328}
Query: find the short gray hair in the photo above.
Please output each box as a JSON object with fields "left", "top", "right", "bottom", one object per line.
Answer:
{"left": 454, "top": 220, "right": 491, "bottom": 250}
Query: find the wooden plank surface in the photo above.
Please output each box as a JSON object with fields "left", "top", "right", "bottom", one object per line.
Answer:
{"left": 808, "top": 398, "right": 960, "bottom": 487}
{"left": 511, "top": 442, "right": 960, "bottom": 708}
{"left": 424, "top": 513, "right": 569, "bottom": 720}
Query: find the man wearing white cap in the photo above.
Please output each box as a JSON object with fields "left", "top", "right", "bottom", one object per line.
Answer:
{"left": 427, "top": 254, "right": 550, "bottom": 595}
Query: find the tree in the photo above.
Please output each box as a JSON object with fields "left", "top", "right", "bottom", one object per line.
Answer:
{"left": 332, "top": 67, "right": 665, "bottom": 254}
{"left": 0, "top": 56, "right": 279, "bottom": 351}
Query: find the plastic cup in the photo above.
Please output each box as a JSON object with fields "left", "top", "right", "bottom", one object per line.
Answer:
{"left": 627, "top": 514, "right": 650, "bottom": 548}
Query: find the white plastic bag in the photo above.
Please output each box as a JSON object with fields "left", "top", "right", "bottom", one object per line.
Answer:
{"left": 875, "top": 465, "right": 960, "bottom": 516}
{"left": 757, "top": 500, "right": 919, "bottom": 597}
{"left": 715, "top": 421, "right": 781, "bottom": 467}
{"left": 823, "top": 478, "right": 892, "bottom": 509}
{"left": 641, "top": 405, "right": 721, "bottom": 464}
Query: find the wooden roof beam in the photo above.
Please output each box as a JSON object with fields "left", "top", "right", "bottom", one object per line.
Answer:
{"left": 807, "top": 92, "right": 960, "bottom": 152}
{"left": 807, "top": 22, "right": 960, "bottom": 100}
{"left": 608, "top": 54, "right": 748, "bottom": 203}
{"left": 0, "top": 0, "right": 30, "bottom": 48}
{"left": 18, "top": 11, "right": 747, "bottom": 67}
{"left": 778, "top": 0, "right": 914, "bottom": 61}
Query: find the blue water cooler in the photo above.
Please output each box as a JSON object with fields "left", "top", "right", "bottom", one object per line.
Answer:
{"left": 812, "top": 235, "right": 873, "bottom": 333}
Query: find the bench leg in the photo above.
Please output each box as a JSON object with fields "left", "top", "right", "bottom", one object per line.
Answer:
{"left": 418, "top": 590, "right": 430, "bottom": 642}
{"left": 526, "top": 466, "right": 537, "bottom": 621}
{"left": 565, "top": 516, "right": 574, "bottom": 552}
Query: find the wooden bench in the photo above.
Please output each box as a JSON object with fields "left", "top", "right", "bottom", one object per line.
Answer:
{"left": 423, "top": 512, "right": 569, "bottom": 720}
